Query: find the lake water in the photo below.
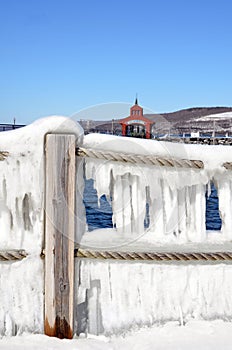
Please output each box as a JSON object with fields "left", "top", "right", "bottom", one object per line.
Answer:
{"left": 205, "top": 183, "right": 222, "bottom": 230}
{"left": 84, "top": 179, "right": 222, "bottom": 232}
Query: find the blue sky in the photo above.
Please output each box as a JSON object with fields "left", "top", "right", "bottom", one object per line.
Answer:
{"left": 1, "top": 0, "right": 232, "bottom": 124}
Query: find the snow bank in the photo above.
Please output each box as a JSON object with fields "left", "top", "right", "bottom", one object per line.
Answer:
{"left": 0, "top": 116, "right": 83, "bottom": 336}
{"left": 1, "top": 320, "right": 232, "bottom": 349}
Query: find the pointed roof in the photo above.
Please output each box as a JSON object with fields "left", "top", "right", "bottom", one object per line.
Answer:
{"left": 135, "top": 94, "right": 138, "bottom": 105}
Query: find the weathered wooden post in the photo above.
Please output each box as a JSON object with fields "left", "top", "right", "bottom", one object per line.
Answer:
{"left": 44, "top": 134, "right": 75, "bottom": 339}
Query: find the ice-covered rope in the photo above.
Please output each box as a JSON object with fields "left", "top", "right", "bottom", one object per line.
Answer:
{"left": 0, "top": 250, "right": 28, "bottom": 261}
{"left": 76, "top": 147, "right": 204, "bottom": 169}
{"left": 76, "top": 248, "right": 232, "bottom": 262}
{"left": 0, "top": 151, "right": 9, "bottom": 161}
{"left": 223, "top": 162, "right": 232, "bottom": 170}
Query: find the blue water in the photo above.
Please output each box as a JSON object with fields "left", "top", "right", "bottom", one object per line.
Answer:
{"left": 84, "top": 179, "right": 222, "bottom": 232}
{"left": 83, "top": 179, "right": 113, "bottom": 231}
{"left": 205, "top": 183, "right": 222, "bottom": 230}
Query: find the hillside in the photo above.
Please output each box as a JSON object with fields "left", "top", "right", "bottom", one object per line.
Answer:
{"left": 162, "top": 107, "right": 232, "bottom": 122}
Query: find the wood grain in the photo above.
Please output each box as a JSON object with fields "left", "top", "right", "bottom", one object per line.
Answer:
{"left": 44, "top": 134, "right": 75, "bottom": 339}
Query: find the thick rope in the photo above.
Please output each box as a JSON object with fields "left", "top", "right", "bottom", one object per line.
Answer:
{"left": 0, "top": 250, "right": 28, "bottom": 261}
{"left": 76, "top": 248, "right": 232, "bottom": 262}
{"left": 0, "top": 152, "right": 9, "bottom": 161}
{"left": 76, "top": 147, "right": 204, "bottom": 169}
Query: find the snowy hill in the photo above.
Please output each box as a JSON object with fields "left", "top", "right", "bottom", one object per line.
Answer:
{"left": 171, "top": 109, "right": 232, "bottom": 134}
{"left": 195, "top": 111, "right": 232, "bottom": 122}
{"left": 162, "top": 106, "right": 232, "bottom": 122}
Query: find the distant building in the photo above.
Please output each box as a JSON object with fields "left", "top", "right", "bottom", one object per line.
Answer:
{"left": 119, "top": 98, "right": 155, "bottom": 139}
{"left": 0, "top": 123, "right": 25, "bottom": 132}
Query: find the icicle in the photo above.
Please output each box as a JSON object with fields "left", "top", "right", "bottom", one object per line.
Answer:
{"left": 216, "top": 179, "right": 232, "bottom": 239}
{"left": 130, "top": 175, "right": 146, "bottom": 236}
{"left": 121, "top": 173, "right": 132, "bottom": 234}
{"left": 112, "top": 175, "right": 124, "bottom": 233}
{"left": 94, "top": 161, "right": 111, "bottom": 200}
{"left": 185, "top": 185, "right": 195, "bottom": 240}
{"left": 177, "top": 187, "right": 187, "bottom": 238}
{"left": 75, "top": 157, "right": 87, "bottom": 243}
{"left": 194, "top": 184, "right": 206, "bottom": 241}
{"left": 162, "top": 182, "right": 179, "bottom": 236}
{"left": 206, "top": 181, "right": 211, "bottom": 198}
{"left": 148, "top": 178, "right": 165, "bottom": 237}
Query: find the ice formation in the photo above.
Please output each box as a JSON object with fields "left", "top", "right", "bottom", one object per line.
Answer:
{"left": 80, "top": 133, "right": 232, "bottom": 245}
{"left": 76, "top": 133, "right": 232, "bottom": 336}
{"left": 76, "top": 259, "right": 232, "bottom": 335}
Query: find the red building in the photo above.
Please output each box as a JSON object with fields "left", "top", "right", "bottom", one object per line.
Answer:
{"left": 120, "top": 98, "right": 154, "bottom": 139}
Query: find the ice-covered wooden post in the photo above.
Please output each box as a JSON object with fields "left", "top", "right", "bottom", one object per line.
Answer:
{"left": 44, "top": 134, "right": 75, "bottom": 339}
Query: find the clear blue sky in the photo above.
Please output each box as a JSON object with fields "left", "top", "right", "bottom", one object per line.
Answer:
{"left": 1, "top": 0, "right": 232, "bottom": 124}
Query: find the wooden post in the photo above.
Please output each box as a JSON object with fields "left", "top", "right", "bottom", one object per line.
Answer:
{"left": 44, "top": 134, "right": 75, "bottom": 339}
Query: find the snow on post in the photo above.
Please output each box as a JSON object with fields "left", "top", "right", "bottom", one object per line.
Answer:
{"left": 0, "top": 117, "right": 83, "bottom": 337}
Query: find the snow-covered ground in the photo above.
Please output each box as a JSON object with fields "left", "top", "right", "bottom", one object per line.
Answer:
{"left": 1, "top": 321, "right": 232, "bottom": 349}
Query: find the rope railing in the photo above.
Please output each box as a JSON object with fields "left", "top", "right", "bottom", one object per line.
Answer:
{"left": 75, "top": 248, "right": 232, "bottom": 262}
{"left": 76, "top": 147, "right": 204, "bottom": 169}
{"left": 2, "top": 147, "right": 232, "bottom": 171}
{"left": 5, "top": 246, "right": 232, "bottom": 263}
{"left": 5, "top": 247, "right": 232, "bottom": 262}
{"left": 223, "top": 162, "right": 232, "bottom": 170}
{"left": 0, "top": 250, "right": 28, "bottom": 261}
{"left": 0, "top": 151, "right": 9, "bottom": 161}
